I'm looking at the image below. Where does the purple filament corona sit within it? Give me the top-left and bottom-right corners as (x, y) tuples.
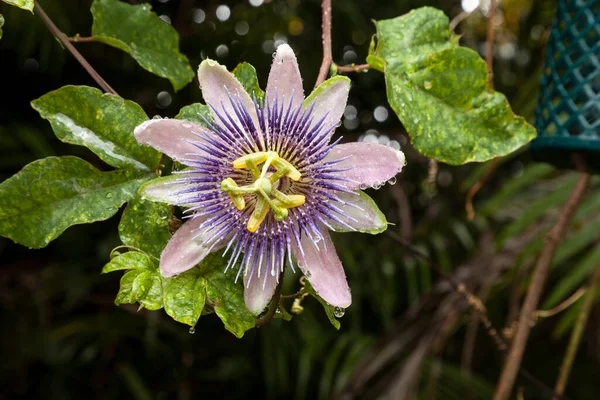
(169, 89), (361, 289)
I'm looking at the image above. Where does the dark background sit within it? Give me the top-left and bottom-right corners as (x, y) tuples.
(3, 0), (598, 399)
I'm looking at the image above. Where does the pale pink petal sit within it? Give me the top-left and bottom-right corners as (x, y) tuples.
(197, 59), (260, 138)
(266, 44), (304, 111)
(140, 172), (205, 206)
(134, 119), (214, 164)
(243, 260), (279, 315)
(322, 142), (405, 190)
(303, 76), (350, 141)
(327, 191), (388, 234)
(292, 230), (351, 308)
(160, 216), (225, 277)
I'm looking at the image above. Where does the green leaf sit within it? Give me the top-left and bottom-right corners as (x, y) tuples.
(163, 252), (255, 337)
(102, 251), (154, 273)
(163, 267), (206, 327)
(2, 0), (33, 12)
(369, 7), (536, 165)
(202, 255), (256, 338)
(175, 103), (211, 126)
(233, 62), (265, 101)
(90, 0), (194, 91)
(0, 156), (154, 248)
(31, 85), (160, 171)
(119, 196), (172, 257)
(103, 252), (163, 310)
(0, 14), (4, 39)
(305, 281), (341, 330)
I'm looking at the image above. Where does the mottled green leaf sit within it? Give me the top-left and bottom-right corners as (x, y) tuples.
(369, 7), (536, 165)
(2, 0), (33, 12)
(233, 62), (265, 101)
(0, 156), (154, 248)
(0, 14), (4, 39)
(305, 281), (341, 330)
(102, 251), (155, 273)
(91, 0), (194, 91)
(119, 196), (172, 257)
(163, 267), (206, 327)
(163, 252), (255, 337)
(175, 103), (211, 126)
(202, 254), (256, 338)
(31, 85), (160, 171)
(103, 252), (163, 310)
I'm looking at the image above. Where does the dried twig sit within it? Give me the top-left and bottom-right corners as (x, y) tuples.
(336, 63), (369, 73)
(314, 0), (332, 87)
(493, 171), (591, 400)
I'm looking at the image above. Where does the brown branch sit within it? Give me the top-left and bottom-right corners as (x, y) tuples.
(386, 231), (572, 400)
(465, 157), (501, 221)
(554, 266), (600, 397)
(486, 0), (496, 89)
(493, 171), (591, 400)
(34, 0), (119, 96)
(449, 11), (472, 31)
(336, 63), (369, 73)
(67, 36), (95, 43)
(314, 0), (332, 87)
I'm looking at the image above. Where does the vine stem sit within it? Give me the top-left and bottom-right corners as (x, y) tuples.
(553, 265), (600, 397)
(34, 0), (119, 96)
(314, 0), (332, 87)
(336, 63), (369, 73)
(493, 171), (591, 400)
(464, 0), (498, 220)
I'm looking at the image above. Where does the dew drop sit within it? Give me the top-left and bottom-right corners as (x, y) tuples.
(189, 326), (196, 334)
(106, 192), (113, 199)
(359, 183), (368, 190)
(387, 176), (397, 185)
(314, 234), (322, 243)
(423, 81), (432, 90)
(333, 307), (345, 318)
(305, 270), (312, 278)
(180, 122), (193, 129)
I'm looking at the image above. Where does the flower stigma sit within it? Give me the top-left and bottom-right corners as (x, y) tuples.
(221, 150), (305, 232)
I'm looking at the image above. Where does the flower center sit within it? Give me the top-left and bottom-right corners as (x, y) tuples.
(220, 151), (305, 233)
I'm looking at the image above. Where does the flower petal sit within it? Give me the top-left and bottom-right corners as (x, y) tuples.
(134, 118), (213, 164)
(303, 76), (350, 140)
(293, 230), (351, 308)
(266, 44), (304, 111)
(140, 172), (204, 206)
(160, 216), (224, 277)
(326, 191), (388, 234)
(243, 261), (278, 316)
(197, 59), (260, 134)
(322, 142), (405, 190)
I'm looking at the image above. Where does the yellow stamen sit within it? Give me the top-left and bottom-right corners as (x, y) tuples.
(247, 198), (270, 232)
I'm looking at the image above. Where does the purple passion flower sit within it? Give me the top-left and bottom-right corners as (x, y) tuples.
(134, 44), (405, 315)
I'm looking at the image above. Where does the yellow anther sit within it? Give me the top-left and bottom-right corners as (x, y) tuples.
(273, 194), (306, 209)
(232, 152), (269, 169)
(272, 158), (301, 181)
(247, 198), (270, 232)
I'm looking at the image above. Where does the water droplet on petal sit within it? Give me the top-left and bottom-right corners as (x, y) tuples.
(333, 307), (345, 318)
(189, 326), (196, 334)
(305, 270), (312, 278)
(314, 234), (322, 243)
(181, 121), (193, 129)
(388, 176), (397, 185)
(359, 183), (368, 190)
